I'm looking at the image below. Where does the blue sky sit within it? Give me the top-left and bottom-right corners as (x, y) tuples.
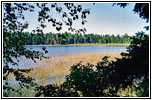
(22, 3), (149, 36)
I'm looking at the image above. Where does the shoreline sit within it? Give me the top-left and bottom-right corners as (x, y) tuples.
(10, 52), (123, 85)
(25, 43), (130, 47)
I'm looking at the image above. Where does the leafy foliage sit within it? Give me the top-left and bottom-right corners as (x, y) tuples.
(63, 32), (148, 97)
(3, 3), (91, 96)
(35, 32), (149, 97)
(35, 3), (90, 33)
(3, 31), (47, 95)
(35, 84), (79, 97)
(3, 2), (149, 97)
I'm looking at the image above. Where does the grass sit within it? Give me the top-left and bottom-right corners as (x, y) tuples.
(6, 52), (134, 97)
(25, 52), (122, 85)
(7, 52), (123, 85)
(25, 43), (130, 47)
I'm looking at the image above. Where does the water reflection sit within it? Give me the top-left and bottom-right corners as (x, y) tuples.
(10, 46), (126, 68)
(26, 45), (127, 56)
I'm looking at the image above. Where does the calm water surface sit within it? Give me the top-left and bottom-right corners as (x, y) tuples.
(8, 45), (127, 82)
(26, 45), (127, 56)
(10, 46), (127, 68)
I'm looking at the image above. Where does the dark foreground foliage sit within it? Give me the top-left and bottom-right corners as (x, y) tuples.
(35, 32), (149, 97)
(4, 32), (148, 97)
(3, 2), (89, 96)
(3, 3), (149, 97)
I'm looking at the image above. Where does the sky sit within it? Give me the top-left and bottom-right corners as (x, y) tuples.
(21, 3), (149, 36)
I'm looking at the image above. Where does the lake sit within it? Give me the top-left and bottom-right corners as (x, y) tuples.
(26, 45), (127, 56)
(11, 45), (127, 68)
(9, 45), (128, 84)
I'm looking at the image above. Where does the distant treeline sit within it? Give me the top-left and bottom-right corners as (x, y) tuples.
(17, 32), (132, 45)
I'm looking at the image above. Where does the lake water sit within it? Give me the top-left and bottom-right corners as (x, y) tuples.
(26, 45), (127, 56)
(10, 45), (127, 68)
(8, 45), (128, 83)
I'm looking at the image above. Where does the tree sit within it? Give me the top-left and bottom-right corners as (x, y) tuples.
(60, 32), (149, 97)
(3, 2), (149, 97)
(3, 3), (91, 96)
(35, 3), (149, 97)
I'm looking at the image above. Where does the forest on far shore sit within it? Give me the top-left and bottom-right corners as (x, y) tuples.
(11, 32), (132, 45)
(3, 2), (149, 97)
